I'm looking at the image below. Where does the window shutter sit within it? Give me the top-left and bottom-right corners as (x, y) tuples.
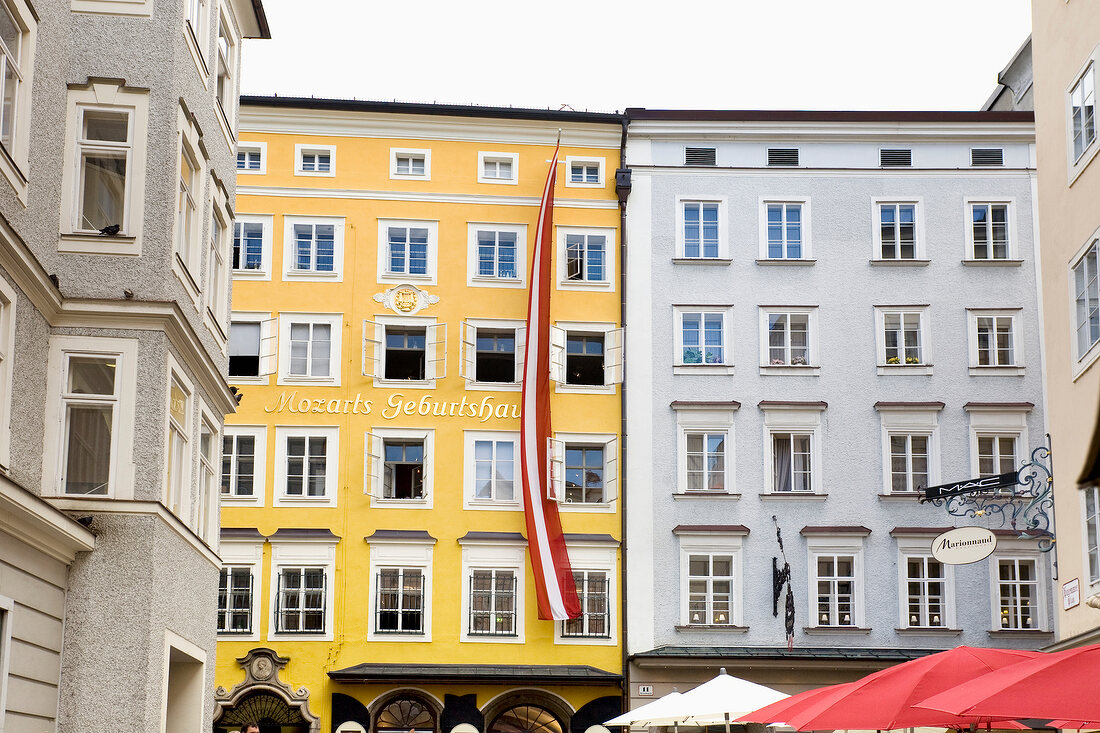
(684, 147), (717, 166)
(364, 431), (384, 496)
(546, 438), (565, 501)
(258, 317), (278, 376)
(548, 325), (566, 384)
(426, 322), (447, 380)
(514, 326), (527, 384)
(459, 321), (476, 381)
(361, 320), (382, 378)
(603, 327), (624, 385)
(604, 436), (619, 503)
(971, 148), (1004, 166)
(880, 149), (912, 167)
(767, 148), (799, 166)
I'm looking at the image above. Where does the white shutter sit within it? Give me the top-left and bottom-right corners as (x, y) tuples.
(362, 320), (382, 378)
(258, 317), (278, 376)
(603, 327), (624, 385)
(546, 437), (565, 502)
(549, 325), (566, 384)
(364, 431), (384, 496)
(603, 436), (619, 503)
(459, 321), (476, 381)
(426, 323), (447, 380)
(514, 325), (527, 384)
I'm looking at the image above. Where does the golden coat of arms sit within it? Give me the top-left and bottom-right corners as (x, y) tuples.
(373, 283), (439, 315)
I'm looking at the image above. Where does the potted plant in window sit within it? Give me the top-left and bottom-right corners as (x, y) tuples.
(683, 348), (703, 364)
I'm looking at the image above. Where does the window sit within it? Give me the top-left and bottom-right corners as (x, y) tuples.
(978, 435), (1017, 477)
(814, 554), (857, 626)
(674, 402), (737, 495)
(382, 439), (425, 500)
(565, 333), (603, 385)
(762, 402), (824, 495)
(164, 371), (191, 519)
(231, 214), (272, 278)
(184, 0), (208, 63)
(876, 404), (941, 494)
(677, 198), (725, 260)
(1071, 64), (1096, 161)
(476, 230), (518, 278)
(236, 142), (265, 173)
(221, 426), (266, 502)
(269, 538), (336, 638)
(0, 0), (32, 200)
(378, 220), (438, 283)
(1085, 486), (1100, 584)
(196, 410), (218, 541)
(467, 224), (527, 287)
(215, 9), (239, 131)
(547, 433), (617, 507)
(478, 152), (518, 184)
(278, 314), (342, 385)
(966, 404), (1029, 481)
(206, 185), (231, 332)
(228, 315), (274, 380)
(363, 319), (446, 383)
(366, 535), (433, 641)
(685, 433), (726, 492)
(903, 555), (947, 628)
(294, 144), (335, 176)
(275, 567), (326, 632)
(274, 426), (339, 506)
(0, 3), (22, 154)
(375, 568), (424, 634)
(564, 444), (604, 503)
(75, 108), (133, 234)
(558, 227), (615, 288)
(469, 569), (517, 636)
(390, 148), (430, 179)
(968, 310), (1022, 373)
(1074, 240), (1100, 359)
(365, 428), (434, 507)
(283, 217), (344, 280)
(175, 109), (206, 289)
(467, 433), (517, 505)
(875, 307), (932, 372)
(677, 531), (744, 626)
(565, 156), (604, 187)
(218, 567), (253, 633)
(562, 571), (610, 638)
(772, 433), (812, 492)
(995, 558), (1039, 629)
(969, 203), (1010, 260)
(673, 307), (731, 371)
(549, 325), (624, 388)
(762, 202), (806, 260)
(760, 308), (817, 368)
(873, 201), (923, 261)
(0, 279), (14, 469)
(461, 322), (523, 385)
(889, 434), (930, 492)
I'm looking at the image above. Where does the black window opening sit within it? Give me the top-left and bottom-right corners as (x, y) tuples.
(383, 440), (424, 499)
(386, 327), (426, 380)
(376, 568), (424, 634)
(566, 332), (604, 385)
(476, 329), (516, 383)
(228, 321), (260, 377)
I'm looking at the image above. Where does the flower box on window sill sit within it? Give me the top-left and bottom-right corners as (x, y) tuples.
(877, 363), (934, 376)
(675, 624), (749, 633)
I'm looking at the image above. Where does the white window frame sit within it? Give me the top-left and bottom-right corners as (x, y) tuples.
(220, 424), (267, 507)
(551, 431), (617, 513)
(228, 311), (276, 384)
(60, 81), (149, 255)
(389, 147), (431, 180)
(0, 593), (12, 726)
(282, 215), (345, 281)
(876, 404), (941, 495)
(1070, 232), (1100, 374)
(1068, 58), (1099, 178)
(377, 218), (439, 286)
(551, 321), (623, 393)
(675, 196), (728, 261)
(362, 314), (445, 388)
(277, 313), (343, 386)
(217, 538), (263, 640)
(871, 198), (926, 263)
(967, 308), (1024, 375)
(43, 335), (138, 499)
(268, 538), (337, 641)
(366, 536), (434, 642)
(72, 0), (152, 16)
(678, 532), (744, 627)
(555, 540), (617, 645)
(758, 198), (811, 261)
(183, 0), (210, 83)
(477, 151), (518, 185)
(557, 226), (616, 290)
(758, 306), (819, 374)
(564, 156), (606, 188)
(1083, 485), (1100, 588)
(0, 276), (15, 471)
(672, 306), (734, 375)
(205, 181), (231, 339)
(466, 222), (528, 289)
(964, 199), (1016, 263)
(458, 537), (525, 643)
(674, 403), (737, 495)
(896, 536), (957, 630)
(989, 545), (1049, 632)
(173, 105), (207, 300)
(365, 427), (435, 509)
(213, 4), (240, 142)
(806, 534), (866, 628)
(273, 425), (339, 508)
(463, 430), (522, 511)
(0, 0), (34, 203)
(762, 403), (825, 495)
(232, 213), (273, 280)
(460, 318), (525, 391)
(965, 404), (1030, 479)
(163, 359), (194, 522)
(874, 306), (933, 375)
(236, 141), (266, 175)
(294, 144), (335, 177)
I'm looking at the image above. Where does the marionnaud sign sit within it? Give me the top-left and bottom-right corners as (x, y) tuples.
(931, 527), (998, 565)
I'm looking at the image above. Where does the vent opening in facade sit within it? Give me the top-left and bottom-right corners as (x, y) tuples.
(880, 149), (912, 167)
(685, 147), (717, 166)
(971, 148), (1004, 166)
(767, 148), (799, 166)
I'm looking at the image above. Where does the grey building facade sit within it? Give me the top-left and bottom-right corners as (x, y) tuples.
(0, 1), (267, 731)
(622, 110), (1051, 704)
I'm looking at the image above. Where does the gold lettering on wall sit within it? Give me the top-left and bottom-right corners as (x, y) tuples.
(262, 391), (520, 421)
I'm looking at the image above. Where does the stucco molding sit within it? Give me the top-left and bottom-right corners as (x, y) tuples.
(0, 475), (95, 563)
(237, 184), (619, 210)
(214, 647), (320, 732)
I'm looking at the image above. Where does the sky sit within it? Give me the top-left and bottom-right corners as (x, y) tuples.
(240, 0), (1032, 113)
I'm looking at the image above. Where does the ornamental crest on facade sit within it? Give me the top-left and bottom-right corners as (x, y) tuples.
(373, 283), (439, 315)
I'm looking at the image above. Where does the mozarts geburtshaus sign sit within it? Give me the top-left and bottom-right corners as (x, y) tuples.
(931, 526), (998, 565)
(264, 390), (520, 421)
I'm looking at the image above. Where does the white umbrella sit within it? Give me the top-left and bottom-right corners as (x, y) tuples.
(678, 669), (789, 731)
(605, 691), (690, 727)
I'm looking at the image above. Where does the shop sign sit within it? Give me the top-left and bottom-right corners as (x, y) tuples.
(930, 526), (997, 565)
(920, 471), (1017, 501)
(263, 390), (520, 422)
(1063, 578), (1081, 610)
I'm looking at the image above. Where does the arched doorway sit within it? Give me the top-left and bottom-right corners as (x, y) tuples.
(214, 691), (310, 733)
(487, 705), (564, 733)
(374, 694), (439, 733)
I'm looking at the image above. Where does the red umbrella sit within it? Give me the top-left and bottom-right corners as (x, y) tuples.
(1046, 721), (1100, 729)
(779, 646), (1040, 731)
(736, 683), (851, 725)
(916, 643), (1100, 722)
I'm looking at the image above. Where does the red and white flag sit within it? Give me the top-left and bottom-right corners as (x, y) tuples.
(520, 141), (581, 621)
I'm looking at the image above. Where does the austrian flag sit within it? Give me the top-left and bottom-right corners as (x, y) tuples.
(519, 140), (582, 621)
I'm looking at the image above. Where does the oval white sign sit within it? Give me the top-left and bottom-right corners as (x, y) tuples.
(931, 527), (998, 565)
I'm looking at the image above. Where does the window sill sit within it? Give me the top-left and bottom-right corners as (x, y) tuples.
(295, 170), (336, 178)
(233, 268), (271, 280)
(559, 501), (615, 513)
(755, 258), (816, 266)
(1073, 338), (1100, 382)
(380, 272), (435, 285)
(369, 632), (429, 642)
(673, 365), (735, 375)
(469, 275), (524, 287)
(672, 492), (741, 501)
(803, 626), (871, 635)
(463, 634), (523, 644)
(281, 376), (339, 385)
(277, 495), (333, 505)
(675, 624), (749, 633)
(554, 382), (615, 395)
(877, 364), (934, 376)
(372, 378), (437, 390)
(671, 257), (733, 266)
(389, 173), (430, 181)
(961, 258), (1024, 267)
(0, 140), (28, 205)
(237, 168), (266, 176)
(372, 497), (430, 507)
(565, 181), (605, 189)
(969, 365), (1025, 377)
(221, 495), (264, 505)
(759, 492), (827, 501)
(465, 500), (523, 511)
(895, 627), (962, 635)
(869, 259), (931, 267)
(987, 629), (1053, 637)
(478, 177), (519, 185)
(877, 492), (921, 502)
(465, 380), (521, 393)
(759, 365), (820, 376)
(228, 375), (270, 385)
(557, 280), (614, 291)
(284, 270), (342, 280)
(59, 232), (140, 256)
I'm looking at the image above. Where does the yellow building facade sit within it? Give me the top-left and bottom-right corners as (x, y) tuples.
(212, 99), (626, 733)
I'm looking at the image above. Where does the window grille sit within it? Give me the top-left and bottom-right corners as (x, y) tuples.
(971, 148), (1004, 167)
(468, 570), (517, 636)
(684, 147), (716, 166)
(880, 149), (912, 167)
(562, 572), (610, 638)
(274, 567), (326, 633)
(767, 148), (799, 166)
(375, 569), (424, 634)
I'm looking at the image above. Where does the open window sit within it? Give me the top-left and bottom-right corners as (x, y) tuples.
(547, 435), (617, 506)
(228, 316), (276, 380)
(460, 321), (525, 384)
(549, 326), (623, 387)
(365, 429), (434, 505)
(363, 320), (446, 382)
